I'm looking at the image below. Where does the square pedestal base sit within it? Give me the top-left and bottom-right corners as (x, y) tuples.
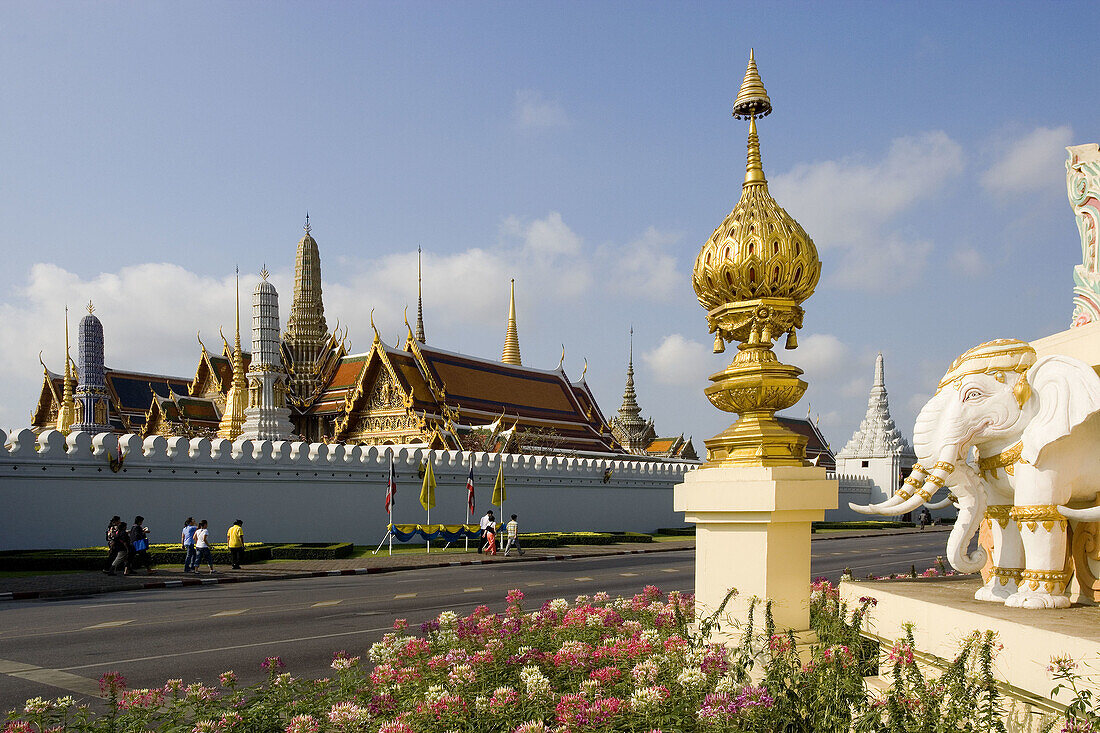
(675, 464), (836, 644)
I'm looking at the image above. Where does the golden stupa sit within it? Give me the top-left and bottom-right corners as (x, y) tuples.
(692, 50), (821, 467)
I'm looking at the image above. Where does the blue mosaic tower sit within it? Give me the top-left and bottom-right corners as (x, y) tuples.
(71, 301), (112, 433)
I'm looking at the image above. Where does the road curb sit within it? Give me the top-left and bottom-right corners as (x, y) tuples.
(0, 543), (692, 602)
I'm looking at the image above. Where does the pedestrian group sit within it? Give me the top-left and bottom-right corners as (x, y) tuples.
(102, 516), (245, 575)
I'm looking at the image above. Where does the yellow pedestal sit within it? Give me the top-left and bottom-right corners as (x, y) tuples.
(674, 464), (837, 642)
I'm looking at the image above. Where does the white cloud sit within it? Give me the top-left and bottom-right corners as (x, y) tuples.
(514, 90), (570, 129)
(795, 333), (848, 378)
(642, 334), (715, 387)
(981, 125), (1073, 196)
(770, 131), (963, 289)
(949, 246), (986, 276)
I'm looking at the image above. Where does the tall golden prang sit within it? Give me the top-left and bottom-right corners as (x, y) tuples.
(691, 51), (821, 467)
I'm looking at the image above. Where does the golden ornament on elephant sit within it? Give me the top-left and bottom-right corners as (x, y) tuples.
(692, 50), (821, 467)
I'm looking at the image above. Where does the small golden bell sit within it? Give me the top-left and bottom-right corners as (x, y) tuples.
(713, 331), (726, 354)
(784, 328), (797, 350)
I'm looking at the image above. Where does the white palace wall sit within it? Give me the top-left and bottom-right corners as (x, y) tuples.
(0, 429), (695, 550)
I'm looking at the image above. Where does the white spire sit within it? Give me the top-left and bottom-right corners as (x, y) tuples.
(836, 353), (914, 459)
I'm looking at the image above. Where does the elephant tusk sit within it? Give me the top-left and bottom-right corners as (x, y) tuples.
(1058, 505), (1100, 522)
(925, 495), (955, 510)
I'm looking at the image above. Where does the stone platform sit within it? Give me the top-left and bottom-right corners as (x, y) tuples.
(841, 577), (1100, 724)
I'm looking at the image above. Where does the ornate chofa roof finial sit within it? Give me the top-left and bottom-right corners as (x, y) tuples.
(416, 245), (426, 343)
(501, 278), (522, 365)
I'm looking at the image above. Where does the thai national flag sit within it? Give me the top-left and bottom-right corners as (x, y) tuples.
(466, 464), (475, 514)
(385, 456), (397, 515)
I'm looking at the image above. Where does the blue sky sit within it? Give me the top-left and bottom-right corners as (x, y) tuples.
(1, 2), (1097, 453)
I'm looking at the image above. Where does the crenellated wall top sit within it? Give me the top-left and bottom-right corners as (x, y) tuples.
(0, 429), (698, 479)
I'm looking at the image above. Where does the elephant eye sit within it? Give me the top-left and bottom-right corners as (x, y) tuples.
(963, 388), (983, 402)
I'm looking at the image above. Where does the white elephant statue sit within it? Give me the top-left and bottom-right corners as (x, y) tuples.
(852, 338), (1100, 609)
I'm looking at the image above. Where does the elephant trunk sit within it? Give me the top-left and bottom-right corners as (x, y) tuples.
(924, 493), (957, 511)
(851, 445), (957, 516)
(945, 471), (987, 574)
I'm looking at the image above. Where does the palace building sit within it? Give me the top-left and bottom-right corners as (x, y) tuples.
(31, 220), (660, 455)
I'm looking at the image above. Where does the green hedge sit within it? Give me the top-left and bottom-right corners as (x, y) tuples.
(655, 526), (696, 536)
(0, 543), (271, 571)
(270, 542), (354, 560)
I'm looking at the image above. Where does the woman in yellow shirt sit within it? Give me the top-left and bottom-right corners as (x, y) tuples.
(227, 520), (244, 569)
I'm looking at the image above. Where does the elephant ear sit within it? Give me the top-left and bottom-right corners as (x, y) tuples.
(1021, 355), (1100, 465)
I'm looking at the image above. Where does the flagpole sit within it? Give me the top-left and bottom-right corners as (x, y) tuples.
(389, 449), (393, 556)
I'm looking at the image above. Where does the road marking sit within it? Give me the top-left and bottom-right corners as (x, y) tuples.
(0, 657), (104, 699)
(463, 587), (483, 593)
(60, 625), (397, 671)
(82, 620), (134, 629)
(211, 609), (248, 617)
(574, 576), (593, 581)
(79, 602), (135, 609)
(394, 593), (417, 599)
(525, 582), (544, 586)
(619, 572), (638, 577)
(312, 600), (342, 608)
(660, 568), (678, 573)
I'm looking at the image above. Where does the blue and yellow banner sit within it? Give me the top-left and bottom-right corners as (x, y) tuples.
(387, 523), (486, 543)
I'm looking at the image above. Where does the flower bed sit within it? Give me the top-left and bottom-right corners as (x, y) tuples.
(4, 577), (1080, 732)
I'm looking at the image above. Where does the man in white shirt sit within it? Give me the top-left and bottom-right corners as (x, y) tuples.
(478, 510), (495, 554)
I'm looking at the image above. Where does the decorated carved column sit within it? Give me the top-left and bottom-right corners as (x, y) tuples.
(1068, 144), (1100, 327)
(674, 51), (837, 640)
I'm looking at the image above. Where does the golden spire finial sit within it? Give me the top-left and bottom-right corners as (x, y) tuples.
(732, 49), (772, 120)
(415, 245), (426, 343)
(260, 265), (269, 281)
(86, 300), (95, 314)
(217, 267), (249, 441)
(56, 305), (76, 434)
(501, 278), (522, 365)
(304, 212), (311, 236)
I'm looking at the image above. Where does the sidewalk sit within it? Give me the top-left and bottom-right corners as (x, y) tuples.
(0, 526), (951, 601)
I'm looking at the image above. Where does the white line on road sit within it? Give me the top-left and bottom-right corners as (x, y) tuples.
(0, 657), (103, 699)
(525, 582), (544, 586)
(211, 609), (248, 617)
(463, 587), (483, 593)
(82, 620), (134, 630)
(312, 600), (343, 608)
(78, 602), (136, 609)
(574, 577), (593, 582)
(394, 593), (417, 599)
(619, 573), (638, 577)
(660, 569), (678, 573)
(60, 625), (397, 671)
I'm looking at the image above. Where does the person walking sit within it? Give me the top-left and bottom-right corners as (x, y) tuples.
(181, 517), (198, 572)
(483, 511), (497, 556)
(477, 510), (495, 554)
(227, 520), (244, 569)
(110, 521), (133, 576)
(194, 520), (215, 574)
(504, 513), (524, 556)
(102, 516), (121, 574)
(919, 507), (932, 530)
(128, 516), (155, 574)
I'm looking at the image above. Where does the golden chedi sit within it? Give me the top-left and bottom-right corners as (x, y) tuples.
(692, 50), (821, 467)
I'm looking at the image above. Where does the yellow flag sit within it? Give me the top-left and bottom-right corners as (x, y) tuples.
(419, 461), (437, 510)
(492, 462), (506, 506)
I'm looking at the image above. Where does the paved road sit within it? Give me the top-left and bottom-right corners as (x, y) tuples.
(0, 531), (954, 709)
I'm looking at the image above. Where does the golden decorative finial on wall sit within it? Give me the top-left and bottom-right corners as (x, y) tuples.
(690, 50), (821, 467)
(217, 266), (248, 440)
(56, 305), (76, 434)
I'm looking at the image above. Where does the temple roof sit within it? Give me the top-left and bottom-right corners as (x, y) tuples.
(836, 353), (915, 460)
(776, 415), (835, 470)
